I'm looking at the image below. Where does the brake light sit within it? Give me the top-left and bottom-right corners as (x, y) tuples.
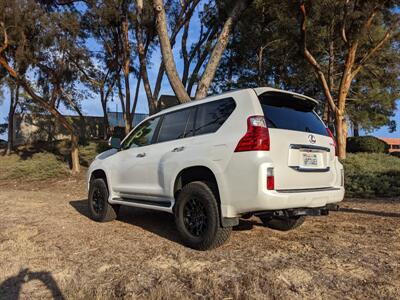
(267, 167), (274, 190)
(326, 127), (337, 156)
(235, 116), (270, 152)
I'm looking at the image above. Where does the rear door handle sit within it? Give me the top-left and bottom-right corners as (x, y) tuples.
(136, 152), (146, 158)
(172, 146), (185, 152)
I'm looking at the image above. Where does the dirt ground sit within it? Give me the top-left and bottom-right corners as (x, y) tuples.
(0, 176), (399, 299)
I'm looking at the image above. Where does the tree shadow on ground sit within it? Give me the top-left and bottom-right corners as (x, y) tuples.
(0, 268), (65, 300)
(69, 199), (257, 244)
(339, 207), (400, 218)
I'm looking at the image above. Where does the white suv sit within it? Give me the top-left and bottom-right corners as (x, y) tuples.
(87, 87), (344, 250)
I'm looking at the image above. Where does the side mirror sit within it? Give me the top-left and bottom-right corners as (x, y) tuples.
(108, 137), (121, 149)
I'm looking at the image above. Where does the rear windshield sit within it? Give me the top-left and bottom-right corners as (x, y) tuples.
(259, 93), (328, 136)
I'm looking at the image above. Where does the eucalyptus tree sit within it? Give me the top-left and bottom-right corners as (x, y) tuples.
(150, 0), (252, 103)
(0, 0), (88, 173)
(299, 0), (399, 158)
(213, 0), (399, 158)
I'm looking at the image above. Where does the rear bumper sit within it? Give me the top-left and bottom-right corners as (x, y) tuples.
(221, 186), (345, 217)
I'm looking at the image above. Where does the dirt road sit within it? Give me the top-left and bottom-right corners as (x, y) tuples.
(0, 179), (399, 299)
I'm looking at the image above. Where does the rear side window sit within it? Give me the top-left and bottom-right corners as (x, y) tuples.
(194, 98), (236, 135)
(157, 108), (194, 143)
(259, 93), (328, 136)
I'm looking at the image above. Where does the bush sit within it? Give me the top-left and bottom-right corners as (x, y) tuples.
(347, 136), (389, 153)
(391, 152), (400, 158)
(0, 153), (69, 181)
(342, 153), (400, 198)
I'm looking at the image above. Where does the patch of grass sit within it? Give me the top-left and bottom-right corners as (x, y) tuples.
(342, 153), (400, 198)
(0, 139), (109, 181)
(79, 140), (109, 167)
(0, 152), (70, 181)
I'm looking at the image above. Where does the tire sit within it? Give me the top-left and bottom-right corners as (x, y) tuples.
(88, 178), (119, 222)
(174, 181), (231, 250)
(260, 215), (305, 231)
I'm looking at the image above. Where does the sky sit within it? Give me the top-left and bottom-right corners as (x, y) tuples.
(0, 4), (399, 140)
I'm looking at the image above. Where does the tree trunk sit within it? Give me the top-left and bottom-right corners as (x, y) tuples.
(6, 84), (17, 155)
(152, 0), (191, 103)
(195, 0), (250, 99)
(70, 134), (80, 174)
(335, 112), (347, 159)
(136, 0), (157, 114)
(100, 90), (110, 139)
(353, 122), (359, 137)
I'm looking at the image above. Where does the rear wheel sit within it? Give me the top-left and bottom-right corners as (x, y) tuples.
(88, 178), (119, 222)
(260, 215), (305, 231)
(174, 181), (231, 250)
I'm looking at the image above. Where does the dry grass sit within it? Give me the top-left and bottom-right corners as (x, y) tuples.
(0, 178), (399, 299)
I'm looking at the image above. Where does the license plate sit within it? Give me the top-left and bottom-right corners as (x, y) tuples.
(302, 152), (319, 167)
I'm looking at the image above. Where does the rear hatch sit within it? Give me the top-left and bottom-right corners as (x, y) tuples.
(258, 91), (337, 190)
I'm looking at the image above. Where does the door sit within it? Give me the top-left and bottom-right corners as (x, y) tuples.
(258, 92), (337, 190)
(111, 116), (161, 196)
(146, 107), (196, 197)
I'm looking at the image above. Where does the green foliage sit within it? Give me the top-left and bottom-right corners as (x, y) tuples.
(0, 139), (109, 181)
(391, 152), (400, 158)
(0, 153), (69, 181)
(347, 136), (389, 153)
(78, 141), (110, 166)
(342, 153), (400, 198)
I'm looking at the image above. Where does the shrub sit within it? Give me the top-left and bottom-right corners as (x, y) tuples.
(346, 136), (389, 153)
(391, 152), (400, 158)
(0, 153), (69, 181)
(342, 153), (400, 198)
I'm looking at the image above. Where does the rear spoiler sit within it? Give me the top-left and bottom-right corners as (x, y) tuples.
(253, 87), (319, 108)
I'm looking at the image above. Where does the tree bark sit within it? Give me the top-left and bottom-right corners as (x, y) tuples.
(6, 83), (18, 155)
(136, 0), (157, 114)
(70, 133), (80, 174)
(152, 0), (191, 103)
(195, 0), (250, 99)
(100, 89), (110, 139)
(122, 16), (132, 135)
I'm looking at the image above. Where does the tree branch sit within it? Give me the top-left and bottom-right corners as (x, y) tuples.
(299, 2), (338, 114)
(351, 29), (393, 78)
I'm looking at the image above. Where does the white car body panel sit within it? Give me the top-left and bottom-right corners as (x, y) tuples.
(88, 88), (344, 218)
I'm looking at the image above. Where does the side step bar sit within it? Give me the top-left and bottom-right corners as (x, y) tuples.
(114, 197), (171, 208)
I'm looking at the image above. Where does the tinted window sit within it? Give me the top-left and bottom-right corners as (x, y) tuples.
(122, 117), (160, 149)
(259, 93), (328, 136)
(157, 108), (194, 143)
(194, 98), (236, 135)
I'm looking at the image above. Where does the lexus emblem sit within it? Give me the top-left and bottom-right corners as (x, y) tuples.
(308, 134), (316, 144)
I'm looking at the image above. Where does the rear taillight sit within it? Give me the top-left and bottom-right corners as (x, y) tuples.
(326, 127), (337, 156)
(235, 116), (270, 152)
(267, 167), (274, 190)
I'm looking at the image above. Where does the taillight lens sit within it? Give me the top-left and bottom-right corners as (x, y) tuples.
(235, 116), (270, 152)
(326, 127), (337, 156)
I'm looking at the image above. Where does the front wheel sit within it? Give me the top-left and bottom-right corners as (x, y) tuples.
(260, 215), (305, 231)
(174, 181), (231, 250)
(88, 178), (119, 222)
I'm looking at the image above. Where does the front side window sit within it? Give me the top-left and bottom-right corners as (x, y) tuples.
(157, 108), (195, 143)
(194, 98), (236, 135)
(121, 117), (160, 149)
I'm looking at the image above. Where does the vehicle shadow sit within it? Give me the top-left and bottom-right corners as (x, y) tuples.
(0, 268), (65, 300)
(69, 200), (258, 243)
(69, 199), (182, 243)
(339, 207), (400, 218)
